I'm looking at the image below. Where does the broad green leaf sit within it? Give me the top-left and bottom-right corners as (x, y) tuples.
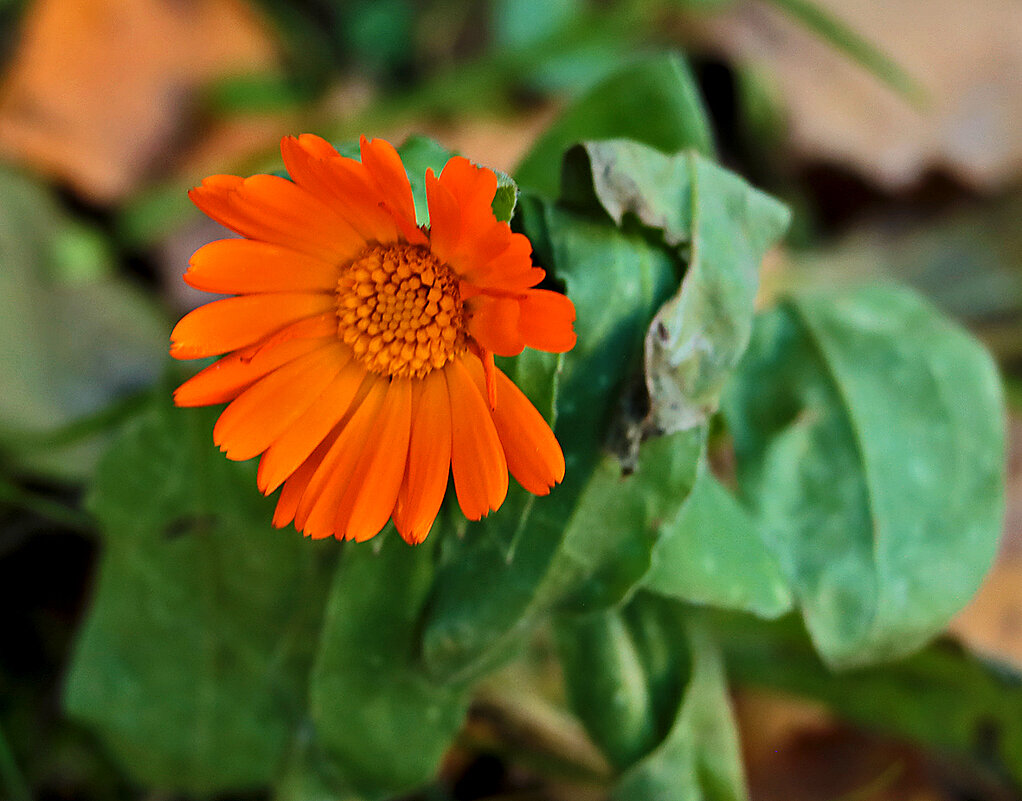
(555, 609), (661, 769)
(0, 165), (166, 479)
(309, 533), (470, 799)
(555, 608), (658, 768)
(557, 599), (747, 800)
(723, 284), (1004, 668)
(613, 607), (747, 801)
(643, 469), (792, 619)
(562, 140), (791, 434)
(621, 595), (691, 741)
(273, 731), (363, 801)
(556, 597), (691, 772)
(424, 140), (790, 678)
(64, 394), (335, 795)
(515, 53), (714, 197)
(716, 612), (1022, 791)
(423, 203), (677, 682)
(543, 428), (704, 613)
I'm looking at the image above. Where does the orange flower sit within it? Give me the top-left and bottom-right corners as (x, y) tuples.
(170, 135), (576, 544)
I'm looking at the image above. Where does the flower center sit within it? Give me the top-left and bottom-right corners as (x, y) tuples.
(336, 244), (465, 377)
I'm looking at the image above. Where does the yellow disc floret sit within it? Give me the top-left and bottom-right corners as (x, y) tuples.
(336, 244), (466, 377)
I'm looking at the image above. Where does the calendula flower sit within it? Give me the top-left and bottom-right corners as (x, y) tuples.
(170, 135), (576, 544)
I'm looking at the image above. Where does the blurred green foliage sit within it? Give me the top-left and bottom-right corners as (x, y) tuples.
(0, 1), (1014, 800)
(0, 167), (166, 481)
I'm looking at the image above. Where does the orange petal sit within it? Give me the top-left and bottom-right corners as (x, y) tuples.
(466, 359), (564, 495)
(359, 136), (426, 245)
(434, 158), (511, 277)
(282, 132), (338, 161)
(334, 377), (413, 542)
(425, 169), (461, 263)
(170, 293), (336, 360)
(212, 344), (349, 461)
(281, 134), (401, 245)
(189, 173), (364, 262)
(438, 157), (498, 233)
(446, 356), (508, 520)
(280, 134), (339, 196)
(327, 157), (408, 243)
(520, 289), (577, 353)
(184, 238), (340, 294)
(458, 232), (545, 290)
(466, 295), (525, 357)
(393, 370), (452, 544)
(272, 428), (340, 530)
(170, 293), (335, 360)
(451, 219), (515, 269)
(257, 359), (368, 494)
(295, 376), (387, 538)
(173, 332), (332, 407)
(246, 312), (338, 350)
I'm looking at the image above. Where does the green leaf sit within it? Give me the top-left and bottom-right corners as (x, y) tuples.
(643, 469), (792, 619)
(0, 166), (166, 479)
(557, 599), (747, 800)
(723, 284), (1005, 668)
(716, 613), (1022, 791)
(514, 53), (714, 197)
(423, 139), (790, 678)
(613, 612), (747, 801)
(562, 140), (791, 434)
(556, 596), (692, 772)
(309, 533), (470, 799)
(64, 393), (335, 795)
(544, 428), (704, 612)
(492, 168), (519, 222)
(423, 203), (677, 682)
(274, 738), (361, 801)
(555, 609), (662, 769)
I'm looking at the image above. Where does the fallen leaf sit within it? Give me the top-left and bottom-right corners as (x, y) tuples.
(0, 0), (279, 202)
(688, 0), (1022, 189)
(736, 690), (950, 801)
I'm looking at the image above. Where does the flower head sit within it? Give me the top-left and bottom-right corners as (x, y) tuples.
(171, 135), (576, 544)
